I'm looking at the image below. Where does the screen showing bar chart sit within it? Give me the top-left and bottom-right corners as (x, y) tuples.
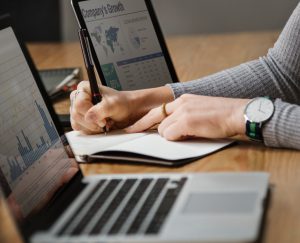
(7, 101), (59, 182)
(0, 27), (78, 218)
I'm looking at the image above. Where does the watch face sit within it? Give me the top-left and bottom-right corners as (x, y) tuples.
(245, 98), (274, 123)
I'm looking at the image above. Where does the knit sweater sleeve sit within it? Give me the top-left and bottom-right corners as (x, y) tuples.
(167, 2), (300, 150)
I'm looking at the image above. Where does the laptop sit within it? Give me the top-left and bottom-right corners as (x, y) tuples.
(0, 15), (270, 243)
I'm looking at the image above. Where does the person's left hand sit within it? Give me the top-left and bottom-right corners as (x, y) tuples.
(126, 94), (250, 141)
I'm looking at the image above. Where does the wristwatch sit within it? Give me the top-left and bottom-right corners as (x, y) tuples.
(244, 97), (275, 142)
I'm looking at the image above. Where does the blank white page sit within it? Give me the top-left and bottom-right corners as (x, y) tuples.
(66, 130), (148, 155)
(100, 133), (232, 160)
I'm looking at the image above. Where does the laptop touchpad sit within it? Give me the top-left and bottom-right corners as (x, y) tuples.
(183, 192), (258, 214)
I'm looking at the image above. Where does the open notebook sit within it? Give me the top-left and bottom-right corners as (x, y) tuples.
(66, 130), (233, 166)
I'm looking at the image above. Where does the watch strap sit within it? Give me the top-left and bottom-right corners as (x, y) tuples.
(246, 121), (263, 142)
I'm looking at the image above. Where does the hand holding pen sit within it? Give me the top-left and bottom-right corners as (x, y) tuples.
(78, 28), (107, 134)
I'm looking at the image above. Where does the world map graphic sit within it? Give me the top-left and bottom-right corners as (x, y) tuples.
(91, 26), (124, 56)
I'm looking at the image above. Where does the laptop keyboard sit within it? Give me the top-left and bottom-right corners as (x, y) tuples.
(90, 179), (137, 235)
(56, 177), (187, 237)
(57, 179), (107, 236)
(108, 178), (152, 235)
(127, 178), (168, 234)
(70, 179), (121, 235)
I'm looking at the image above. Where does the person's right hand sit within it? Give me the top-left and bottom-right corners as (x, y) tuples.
(70, 81), (136, 134)
(70, 81), (174, 134)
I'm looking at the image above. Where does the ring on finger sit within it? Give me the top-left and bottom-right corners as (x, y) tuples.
(161, 103), (168, 118)
(74, 90), (82, 99)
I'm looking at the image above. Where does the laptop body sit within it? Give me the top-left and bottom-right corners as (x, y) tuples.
(0, 15), (270, 243)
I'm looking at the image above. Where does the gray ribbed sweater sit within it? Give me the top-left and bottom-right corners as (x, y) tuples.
(168, 2), (300, 150)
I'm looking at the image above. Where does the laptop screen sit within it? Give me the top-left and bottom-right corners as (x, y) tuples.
(78, 0), (174, 90)
(0, 25), (79, 226)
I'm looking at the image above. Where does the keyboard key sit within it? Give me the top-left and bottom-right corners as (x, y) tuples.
(127, 178), (168, 234)
(146, 178), (187, 234)
(89, 179), (136, 235)
(57, 180), (106, 236)
(108, 179), (152, 235)
(70, 179), (121, 236)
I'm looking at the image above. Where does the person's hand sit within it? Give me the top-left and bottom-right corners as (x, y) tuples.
(126, 94), (250, 141)
(70, 81), (135, 134)
(70, 81), (174, 134)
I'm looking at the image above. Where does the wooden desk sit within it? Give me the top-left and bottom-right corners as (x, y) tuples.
(2, 31), (300, 243)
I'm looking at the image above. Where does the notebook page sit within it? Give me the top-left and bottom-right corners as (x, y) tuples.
(66, 130), (148, 156)
(102, 133), (232, 160)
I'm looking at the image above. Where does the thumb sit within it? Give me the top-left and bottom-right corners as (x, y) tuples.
(99, 85), (117, 97)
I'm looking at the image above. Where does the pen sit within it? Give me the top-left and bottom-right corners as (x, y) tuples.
(78, 28), (107, 134)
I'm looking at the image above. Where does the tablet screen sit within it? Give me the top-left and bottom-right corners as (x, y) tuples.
(78, 0), (174, 90)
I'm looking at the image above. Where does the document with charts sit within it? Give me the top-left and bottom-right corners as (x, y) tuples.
(66, 130), (233, 166)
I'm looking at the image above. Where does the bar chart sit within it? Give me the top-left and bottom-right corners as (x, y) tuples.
(7, 101), (59, 182)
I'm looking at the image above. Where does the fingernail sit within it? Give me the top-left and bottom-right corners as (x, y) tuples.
(98, 121), (105, 127)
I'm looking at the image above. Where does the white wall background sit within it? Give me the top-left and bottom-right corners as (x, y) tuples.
(60, 0), (300, 41)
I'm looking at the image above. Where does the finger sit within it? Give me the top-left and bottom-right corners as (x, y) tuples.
(72, 117), (101, 134)
(70, 106), (79, 130)
(99, 85), (113, 96)
(71, 109), (102, 133)
(71, 117), (100, 134)
(70, 90), (76, 101)
(162, 98), (185, 114)
(157, 112), (178, 136)
(160, 121), (186, 141)
(85, 100), (112, 127)
(71, 114), (90, 133)
(71, 119), (103, 135)
(70, 117), (81, 131)
(73, 91), (93, 115)
(125, 106), (165, 133)
(158, 107), (190, 139)
(85, 111), (106, 128)
(77, 81), (92, 95)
